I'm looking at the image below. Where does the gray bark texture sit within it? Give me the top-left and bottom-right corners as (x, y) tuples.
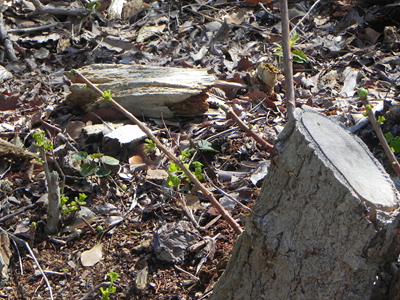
(211, 107), (400, 300)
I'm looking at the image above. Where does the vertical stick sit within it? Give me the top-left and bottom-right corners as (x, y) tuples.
(280, 0), (296, 119)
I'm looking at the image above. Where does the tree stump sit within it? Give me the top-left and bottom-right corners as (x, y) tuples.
(211, 107), (400, 300)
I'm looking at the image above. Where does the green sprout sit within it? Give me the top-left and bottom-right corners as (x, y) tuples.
(33, 131), (53, 152)
(273, 34), (309, 64)
(377, 116), (386, 125)
(144, 138), (157, 153)
(385, 133), (400, 153)
(167, 148), (196, 187)
(102, 90), (112, 101)
(100, 272), (120, 300)
(71, 151), (119, 177)
(166, 142), (216, 187)
(357, 87), (368, 100)
(60, 193), (87, 215)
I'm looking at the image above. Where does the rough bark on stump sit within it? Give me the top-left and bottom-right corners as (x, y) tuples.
(211, 107), (400, 300)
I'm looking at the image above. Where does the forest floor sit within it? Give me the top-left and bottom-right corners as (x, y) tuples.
(0, 0), (400, 299)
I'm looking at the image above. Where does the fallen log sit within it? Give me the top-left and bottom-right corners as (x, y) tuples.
(65, 64), (216, 119)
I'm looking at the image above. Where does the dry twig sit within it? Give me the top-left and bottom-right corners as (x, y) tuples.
(219, 104), (275, 156)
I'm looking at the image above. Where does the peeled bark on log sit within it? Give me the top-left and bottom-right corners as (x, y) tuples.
(211, 107), (400, 300)
(65, 64), (215, 119)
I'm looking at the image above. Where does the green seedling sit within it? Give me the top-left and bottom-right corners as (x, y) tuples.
(102, 90), (112, 101)
(33, 131), (53, 163)
(167, 148), (199, 187)
(357, 87), (369, 100)
(144, 138), (157, 153)
(166, 141), (216, 187)
(71, 151), (119, 177)
(100, 271), (120, 300)
(33, 131), (53, 151)
(60, 192), (87, 215)
(377, 116), (386, 125)
(385, 133), (400, 153)
(273, 34), (309, 64)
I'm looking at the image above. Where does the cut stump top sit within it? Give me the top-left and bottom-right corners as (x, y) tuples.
(301, 111), (398, 211)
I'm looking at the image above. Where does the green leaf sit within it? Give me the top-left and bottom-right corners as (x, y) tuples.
(192, 161), (203, 169)
(33, 131), (53, 151)
(72, 151), (88, 160)
(80, 162), (98, 177)
(101, 155), (119, 166)
(385, 132), (394, 143)
(290, 34), (299, 48)
(168, 162), (179, 173)
(102, 90), (112, 101)
(167, 175), (180, 187)
(391, 137), (400, 153)
(273, 51), (283, 57)
(292, 49), (309, 63)
(108, 271), (120, 283)
(90, 153), (101, 159)
(87, 1), (101, 9)
(77, 193), (87, 203)
(95, 166), (111, 177)
(198, 140), (218, 152)
(377, 116), (386, 125)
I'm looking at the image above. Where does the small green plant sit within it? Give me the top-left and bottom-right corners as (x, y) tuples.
(167, 148), (204, 187)
(144, 138), (157, 153)
(60, 193), (87, 215)
(100, 271), (120, 300)
(166, 141), (216, 187)
(102, 90), (112, 101)
(358, 87), (369, 100)
(71, 152), (119, 177)
(33, 131), (53, 163)
(377, 115), (386, 125)
(273, 34), (309, 64)
(385, 133), (400, 153)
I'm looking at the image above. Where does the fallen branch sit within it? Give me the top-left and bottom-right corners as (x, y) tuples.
(219, 104), (275, 156)
(29, 0), (91, 18)
(70, 70), (243, 235)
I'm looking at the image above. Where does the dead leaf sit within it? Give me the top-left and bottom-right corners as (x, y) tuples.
(65, 121), (85, 139)
(137, 24), (166, 43)
(81, 243), (102, 267)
